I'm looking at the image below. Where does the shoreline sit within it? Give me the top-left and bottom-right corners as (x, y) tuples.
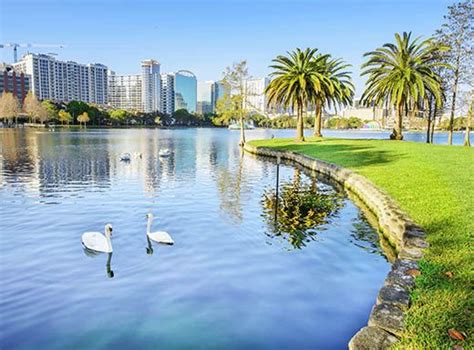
(243, 142), (427, 349)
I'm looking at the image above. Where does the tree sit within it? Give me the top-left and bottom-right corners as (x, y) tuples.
(221, 60), (251, 146)
(214, 92), (237, 126)
(58, 110), (72, 125)
(0, 92), (19, 124)
(66, 101), (90, 124)
(361, 32), (448, 140)
(436, 0), (473, 145)
(36, 104), (49, 124)
(312, 55), (354, 137)
(77, 112), (90, 128)
(266, 48), (326, 142)
(41, 100), (58, 123)
(110, 109), (129, 125)
(23, 91), (42, 122)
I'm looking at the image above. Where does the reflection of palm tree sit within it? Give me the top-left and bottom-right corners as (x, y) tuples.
(262, 171), (341, 249)
(216, 151), (249, 223)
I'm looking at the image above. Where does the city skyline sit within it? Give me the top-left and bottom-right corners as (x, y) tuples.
(0, 0), (453, 96)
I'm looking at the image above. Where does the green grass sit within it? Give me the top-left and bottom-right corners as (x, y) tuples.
(249, 137), (473, 349)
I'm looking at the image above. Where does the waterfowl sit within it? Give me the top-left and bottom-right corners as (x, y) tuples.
(159, 149), (171, 157)
(146, 213), (174, 245)
(82, 224), (114, 253)
(120, 153), (131, 161)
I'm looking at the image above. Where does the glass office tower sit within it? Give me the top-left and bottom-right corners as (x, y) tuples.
(174, 70), (197, 113)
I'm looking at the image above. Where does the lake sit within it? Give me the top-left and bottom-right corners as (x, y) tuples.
(0, 127), (460, 349)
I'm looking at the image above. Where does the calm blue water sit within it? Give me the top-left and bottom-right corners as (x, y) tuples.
(0, 128), (409, 349)
(267, 128), (470, 145)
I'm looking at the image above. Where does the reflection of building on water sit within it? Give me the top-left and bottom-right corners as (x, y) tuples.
(2, 129), (269, 207)
(39, 134), (111, 189)
(0, 129), (41, 195)
(0, 130), (111, 197)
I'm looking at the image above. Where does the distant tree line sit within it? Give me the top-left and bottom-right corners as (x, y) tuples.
(0, 92), (219, 128)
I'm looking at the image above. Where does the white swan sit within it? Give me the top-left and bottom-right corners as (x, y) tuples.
(82, 224), (114, 253)
(146, 213), (174, 245)
(159, 149), (171, 157)
(120, 153), (131, 161)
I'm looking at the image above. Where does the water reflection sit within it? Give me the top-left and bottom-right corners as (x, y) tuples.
(83, 250), (114, 279)
(146, 236), (154, 255)
(1, 128), (392, 350)
(216, 151), (252, 223)
(350, 217), (384, 255)
(262, 170), (343, 249)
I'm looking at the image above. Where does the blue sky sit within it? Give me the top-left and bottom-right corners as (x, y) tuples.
(0, 0), (452, 95)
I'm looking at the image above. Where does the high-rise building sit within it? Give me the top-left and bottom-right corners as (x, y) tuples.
(243, 77), (269, 115)
(0, 63), (31, 101)
(160, 70), (197, 114)
(12, 53), (107, 104)
(197, 81), (214, 114)
(160, 73), (175, 115)
(107, 72), (142, 111)
(174, 70), (197, 113)
(141, 59), (161, 113)
(213, 80), (227, 104)
(197, 80), (227, 114)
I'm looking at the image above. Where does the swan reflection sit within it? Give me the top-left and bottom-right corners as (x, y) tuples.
(146, 236), (154, 255)
(83, 249), (115, 278)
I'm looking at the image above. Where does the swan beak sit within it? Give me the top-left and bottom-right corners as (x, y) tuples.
(109, 228), (113, 236)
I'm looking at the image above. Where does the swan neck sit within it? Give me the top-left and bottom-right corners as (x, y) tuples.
(106, 234), (112, 252)
(104, 229), (113, 252)
(147, 216), (152, 234)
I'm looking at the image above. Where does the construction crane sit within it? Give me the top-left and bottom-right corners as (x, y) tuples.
(0, 43), (65, 63)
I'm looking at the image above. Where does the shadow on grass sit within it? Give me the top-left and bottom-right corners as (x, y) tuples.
(272, 141), (404, 169)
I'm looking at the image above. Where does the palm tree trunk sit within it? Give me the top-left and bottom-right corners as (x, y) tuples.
(313, 103), (323, 137)
(426, 98), (432, 143)
(296, 105), (304, 142)
(431, 102), (439, 144)
(391, 103), (404, 140)
(426, 114), (432, 143)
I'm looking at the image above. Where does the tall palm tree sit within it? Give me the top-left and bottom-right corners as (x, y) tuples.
(266, 48), (329, 142)
(361, 32), (448, 140)
(313, 56), (354, 137)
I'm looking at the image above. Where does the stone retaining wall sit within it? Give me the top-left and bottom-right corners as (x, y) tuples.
(244, 143), (428, 349)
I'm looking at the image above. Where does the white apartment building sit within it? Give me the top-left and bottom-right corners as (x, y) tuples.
(107, 72), (143, 111)
(13, 53), (108, 104)
(160, 73), (175, 115)
(107, 59), (162, 113)
(141, 59), (161, 113)
(243, 77), (269, 115)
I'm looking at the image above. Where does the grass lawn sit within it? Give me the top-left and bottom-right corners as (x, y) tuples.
(249, 137), (473, 349)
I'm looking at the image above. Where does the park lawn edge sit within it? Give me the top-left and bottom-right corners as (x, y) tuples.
(248, 137), (473, 349)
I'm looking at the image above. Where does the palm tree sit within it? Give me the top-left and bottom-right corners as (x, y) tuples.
(266, 48), (329, 142)
(313, 56), (354, 137)
(361, 32), (448, 140)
